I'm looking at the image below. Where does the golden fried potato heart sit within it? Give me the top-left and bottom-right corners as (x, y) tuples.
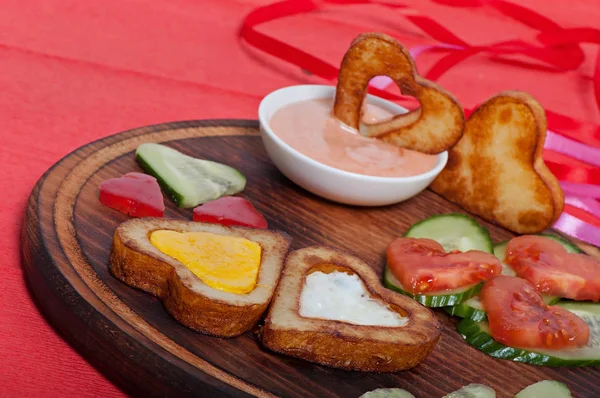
(430, 91), (565, 234)
(333, 32), (465, 154)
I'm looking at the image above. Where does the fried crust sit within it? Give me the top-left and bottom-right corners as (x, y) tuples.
(260, 246), (441, 372)
(333, 32), (465, 154)
(430, 91), (564, 234)
(109, 218), (291, 338)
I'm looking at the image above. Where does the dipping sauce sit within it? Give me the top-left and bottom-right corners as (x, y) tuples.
(299, 271), (407, 327)
(269, 98), (438, 178)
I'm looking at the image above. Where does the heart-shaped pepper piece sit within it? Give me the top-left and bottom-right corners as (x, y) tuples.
(192, 196), (267, 229)
(99, 172), (165, 217)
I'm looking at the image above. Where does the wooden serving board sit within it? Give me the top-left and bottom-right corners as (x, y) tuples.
(21, 120), (600, 398)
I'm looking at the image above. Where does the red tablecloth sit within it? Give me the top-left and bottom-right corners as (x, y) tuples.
(3, 0), (600, 396)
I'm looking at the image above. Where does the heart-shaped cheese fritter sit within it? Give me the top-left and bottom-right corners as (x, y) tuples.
(260, 246), (441, 372)
(333, 32), (465, 154)
(430, 91), (564, 234)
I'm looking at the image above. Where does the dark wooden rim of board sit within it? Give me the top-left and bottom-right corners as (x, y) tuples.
(21, 120), (274, 398)
(21, 119), (600, 398)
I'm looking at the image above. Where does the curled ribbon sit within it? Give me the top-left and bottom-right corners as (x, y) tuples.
(239, 0), (600, 246)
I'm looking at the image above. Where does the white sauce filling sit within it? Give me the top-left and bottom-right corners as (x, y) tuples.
(299, 271), (408, 327)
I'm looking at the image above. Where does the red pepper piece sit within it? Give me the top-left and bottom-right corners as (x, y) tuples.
(99, 172), (165, 217)
(193, 197), (268, 229)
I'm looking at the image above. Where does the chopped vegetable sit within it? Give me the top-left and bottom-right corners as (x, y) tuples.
(515, 380), (571, 398)
(99, 172), (164, 217)
(505, 235), (600, 302)
(385, 237), (501, 295)
(136, 143), (246, 208)
(193, 197), (267, 229)
(481, 276), (590, 350)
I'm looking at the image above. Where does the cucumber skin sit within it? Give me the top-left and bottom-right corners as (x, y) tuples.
(136, 152), (186, 207)
(383, 267), (482, 307)
(444, 304), (488, 322)
(457, 318), (600, 367)
(404, 213), (494, 253)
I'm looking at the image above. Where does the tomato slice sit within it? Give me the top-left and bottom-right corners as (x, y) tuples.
(505, 235), (600, 302)
(386, 238), (502, 294)
(481, 275), (590, 350)
(99, 172), (164, 217)
(193, 197), (268, 229)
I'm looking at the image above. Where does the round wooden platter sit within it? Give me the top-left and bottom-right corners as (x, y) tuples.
(21, 120), (600, 398)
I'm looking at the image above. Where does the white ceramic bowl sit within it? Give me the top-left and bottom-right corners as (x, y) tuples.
(257, 84), (448, 206)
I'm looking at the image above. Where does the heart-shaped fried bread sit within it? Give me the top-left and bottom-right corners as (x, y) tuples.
(430, 91), (564, 234)
(109, 218), (291, 337)
(260, 246), (441, 372)
(333, 32), (465, 154)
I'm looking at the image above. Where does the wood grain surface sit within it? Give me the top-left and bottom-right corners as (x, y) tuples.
(21, 120), (600, 398)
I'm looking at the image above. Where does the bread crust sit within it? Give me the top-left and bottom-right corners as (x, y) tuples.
(430, 91), (564, 234)
(333, 32), (465, 154)
(260, 246), (441, 372)
(109, 218), (291, 337)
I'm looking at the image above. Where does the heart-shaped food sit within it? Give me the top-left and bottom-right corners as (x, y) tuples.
(386, 238), (502, 294)
(430, 91), (564, 234)
(333, 32), (465, 154)
(109, 218), (291, 337)
(481, 275), (590, 350)
(260, 246), (441, 372)
(505, 235), (600, 302)
(99, 172), (165, 217)
(192, 196), (268, 229)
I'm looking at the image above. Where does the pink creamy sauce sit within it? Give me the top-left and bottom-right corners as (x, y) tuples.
(269, 98), (439, 178)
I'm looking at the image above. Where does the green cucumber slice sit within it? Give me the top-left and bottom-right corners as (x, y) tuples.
(443, 384), (496, 398)
(359, 388), (415, 398)
(404, 213), (493, 253)
(136, 143), (246, 208)
(515, 380), (571, 398)
(383, 266), (481, 307)
(457, 301), (600, 367)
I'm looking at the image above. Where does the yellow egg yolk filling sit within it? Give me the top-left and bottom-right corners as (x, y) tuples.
(149, 230), (262, 294)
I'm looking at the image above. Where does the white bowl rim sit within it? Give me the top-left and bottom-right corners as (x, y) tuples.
(258, 84), (448, 183)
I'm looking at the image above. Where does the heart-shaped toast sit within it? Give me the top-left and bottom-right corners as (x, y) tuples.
(430, 91), (564, 234)
(333, 32), (465, 154)
(260, 246), (441, 372)
(109, 218), (291, 337)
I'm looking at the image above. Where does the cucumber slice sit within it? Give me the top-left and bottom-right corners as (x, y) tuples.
(491, 241), (516, 276)
(404, 213), (493, 253)
(538, 234), (584, 254)
(443, 384), (496, 398)
(136, 143), (246, 208)
(457, 301), (600, 367)
(515, 380), (571, 398)
(383, 266), (481, 307)
(359, 388), (415, 398)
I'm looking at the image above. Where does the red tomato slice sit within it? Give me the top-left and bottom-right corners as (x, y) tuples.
(505, 235), (600, 302)
(99, 172), (164, 217)
(481, 275), (590, 350)
(193, 197), (268, 229)
(386, 238), (502, 294)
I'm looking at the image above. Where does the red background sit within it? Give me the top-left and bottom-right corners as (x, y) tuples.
(3, 0), (599, 396)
